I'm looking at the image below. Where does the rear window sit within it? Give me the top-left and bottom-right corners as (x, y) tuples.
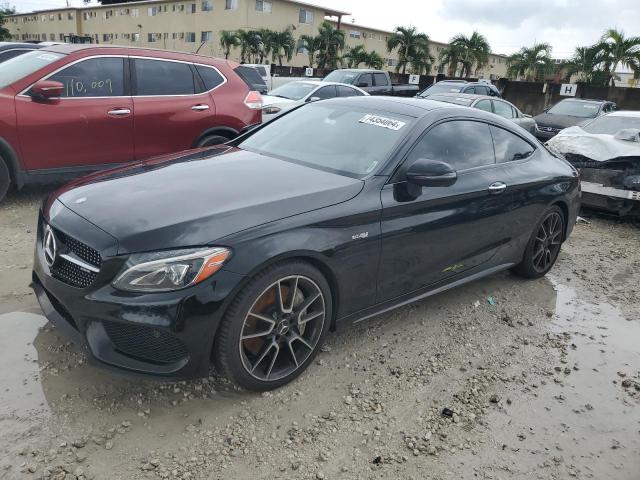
(428, 94), (473, 106)
(234, 66), (266, 88)
(418, 82), (464, 97)
(548, 100), (600, 118)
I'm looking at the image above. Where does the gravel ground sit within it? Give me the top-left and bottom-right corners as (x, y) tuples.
(0, 188), (639, 480)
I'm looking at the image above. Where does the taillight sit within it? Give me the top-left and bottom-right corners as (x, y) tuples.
(244, 91), (262, 110)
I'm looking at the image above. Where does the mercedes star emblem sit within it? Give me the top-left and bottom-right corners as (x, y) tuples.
(43, 226), (57, 267)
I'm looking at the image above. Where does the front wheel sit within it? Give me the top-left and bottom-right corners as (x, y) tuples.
(0, 157), (10, 202)
(512, 206), (565, 279)
(214, 261), (332, 391)
(196, 134), (230, 148)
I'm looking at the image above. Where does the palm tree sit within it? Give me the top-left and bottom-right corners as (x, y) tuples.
(219, 30), (240, 60)
(563, 45), (607, 85)
(364, 51), (384, 69)
(257, 28), (275, 64)
(342, 45), (367, 68)
(507, 43), (554, 81)
(386, 26), (430, 74)
(297, 34), (321, 67)
(316, 21), (345, 69)
(439, 43), (464, 76)
(270, 28), (296, 66)
(410, 46), (434, 74)
(593, 28), (640, 86)
(449, 31), (491, 77)
(236, 29), (263, 63)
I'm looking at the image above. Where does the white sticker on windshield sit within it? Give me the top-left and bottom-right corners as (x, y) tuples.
(359, 114), (406, 131)
(36, 53), (59, 61)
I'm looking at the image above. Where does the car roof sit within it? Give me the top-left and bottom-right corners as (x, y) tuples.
(429, 92), (493, 100)
(321, 95), (461, 117)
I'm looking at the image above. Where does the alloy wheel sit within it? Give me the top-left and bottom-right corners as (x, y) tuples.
(238, 275), (326, 381)
(532, 211), (563, 272)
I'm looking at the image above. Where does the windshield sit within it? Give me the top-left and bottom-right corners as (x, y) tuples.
(583, 115), (640, 135)
(418, 83), (463, 96)
(239, 103), (414, 177)
(268, 81), (316, 100)
(0, 50), (65, 89)
(547, 101), (600, 118)
(323, 70), (359, 84)
(429, 94), (473, 106)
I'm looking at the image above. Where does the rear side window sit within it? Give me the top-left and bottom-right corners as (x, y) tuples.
(195, 65), (224, 91)
(408, 120), (495, 171)
(313, 85), (336, 100)
(490, 126), (535, 163)
(493, 100), (515, 119)
(234, 65), (266, 88)
(475, 99), (492, 112)
(373, 73), (388, 86)
(337, 85), (364, 97)
(357, 73), (373, 87)
(49, 57), (125, 97)
(475, 85), (490, 95)
(464, 86), (476, 94)
(134, 58), (195, 95)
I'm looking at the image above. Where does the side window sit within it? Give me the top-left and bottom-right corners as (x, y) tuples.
(492, 100), (515, 119)
(464, 86), (476, 94)
(490, 126), (535, 163)
(337, 85), (364, 97)
(357, 73), (373, 87)
(373, 73), (388, 86)
(407, 121), (495, 171)
(48, 57), (125, 97)
(134, 58), (195, 95)
(195, 65), (224, 91)
(475, 85), (490, 95)
(312, 85), (337, 100)
(475, 99), (492, 112)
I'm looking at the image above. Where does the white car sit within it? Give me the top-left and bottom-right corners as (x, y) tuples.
(261, 80), (368, 122)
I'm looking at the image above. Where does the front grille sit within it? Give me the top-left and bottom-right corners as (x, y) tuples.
(47, 227), (102, 288)
(539, 126), (561, 133)
(102, 321), (189, 364)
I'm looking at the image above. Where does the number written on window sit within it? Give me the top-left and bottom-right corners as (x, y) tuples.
(49, 57), (124, 97)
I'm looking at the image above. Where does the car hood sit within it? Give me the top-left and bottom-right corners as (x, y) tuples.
(533, 113), (592, 129)
(546, 126), (640, 162)
(261, 95), (297, 107)
(52, 147), (364, 254)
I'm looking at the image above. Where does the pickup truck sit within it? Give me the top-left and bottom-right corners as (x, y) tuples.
(323, 69), (419, 97)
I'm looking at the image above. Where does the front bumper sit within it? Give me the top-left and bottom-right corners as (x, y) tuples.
(32, 210), (245, 379)
(534, 127), (559, 141)
(580, 181), (640, 217)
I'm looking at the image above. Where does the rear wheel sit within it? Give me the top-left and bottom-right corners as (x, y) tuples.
(196, 134), (231, 148)
(512, 206), (565, 278)
(0, 157), (10, 202)
(214, 261), (332, 391)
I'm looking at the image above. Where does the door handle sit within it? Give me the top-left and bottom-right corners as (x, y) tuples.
(107, 108), (131, 116)
(191, 104), (210, 111)
(488, 182), (507, 194)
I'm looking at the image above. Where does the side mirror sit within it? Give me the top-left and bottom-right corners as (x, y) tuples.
(523, 113), (532, 118)
(406, 158), (457, 187)
(30, 80), (64, 101)
(307, 96), (321, 102)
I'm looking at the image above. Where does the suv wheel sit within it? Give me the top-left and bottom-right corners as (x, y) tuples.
(197, 135), (231, 148)
(214, 261), (332, 391)
(0, 157), (10, 202)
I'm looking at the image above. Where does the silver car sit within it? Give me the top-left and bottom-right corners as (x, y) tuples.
(427, 93), (537, 135)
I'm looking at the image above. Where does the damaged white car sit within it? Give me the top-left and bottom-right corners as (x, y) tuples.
(546, 111), (640, 219)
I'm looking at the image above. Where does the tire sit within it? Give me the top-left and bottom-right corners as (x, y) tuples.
(196, 134), (230, 148)
(214, 260), (332, 391)
(512, 205), (565, 279)
(0, 156), (10, 202)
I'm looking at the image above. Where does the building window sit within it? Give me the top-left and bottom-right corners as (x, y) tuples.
(68, 12), (74, 20)
(349, 30), (361, 39)
(103, 33), (113, 41)
(50, 33), (55, 40)
(299, 8), (313, 24)
(255, 0), (272, 13)
(226, 0), (238, 9)
(187, 3), (196, 14)
(59, 33), (64, 40)
(186, 32), (196, 42)
(131, 8), (139, 17)
(148, 33), (160, 42)
(148, 6), (158, 16)
(387, 58), (397, 67)
(58, 13), (62, 20)
(201, 31), (213, 42)
(132, 32), (140, 41)
(202, 1), (213, 12)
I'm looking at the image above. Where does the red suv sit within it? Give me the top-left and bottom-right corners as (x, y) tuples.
(0, 45), (263, 201)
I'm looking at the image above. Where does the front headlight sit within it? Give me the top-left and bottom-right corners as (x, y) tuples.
(262, 106), (281, 115)
(112, 247), (231, 293)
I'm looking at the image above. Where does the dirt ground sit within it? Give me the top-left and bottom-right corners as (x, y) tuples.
(0, 187), (639, 480)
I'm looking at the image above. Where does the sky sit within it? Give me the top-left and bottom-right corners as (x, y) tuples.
(12, 0), (640, 58)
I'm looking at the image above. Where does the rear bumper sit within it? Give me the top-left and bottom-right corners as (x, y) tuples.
(32, 213), (245, 380)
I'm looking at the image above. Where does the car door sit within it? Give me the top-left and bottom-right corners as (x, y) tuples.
(371, 72), (389, 95)
(356, 73), (373, 92)
(131, 57), (218, 160)
(15, 56), (134, 170)
(377, 119), (513, 303)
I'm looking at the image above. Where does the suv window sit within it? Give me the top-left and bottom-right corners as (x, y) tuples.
(313, 85), (337, 100)
(475, 99), (492, 112)
(464, 86), (476, 94)
(490, 126), (535, 163)
(492, 100), (515, 119)
(408, 120), (495, 171)
(475, 85), (490, 95)
(49, 57), (125, 97)
(373, 73), (388, 86)
(357, 73), (373, 87)
(134, 58), (195, 95)
(234, 65), (266, 89)
(195, 65), (224, 91)
(337, 85), (364, 97)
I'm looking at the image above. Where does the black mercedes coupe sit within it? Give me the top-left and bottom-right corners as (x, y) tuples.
(32, 97), (580, 391)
